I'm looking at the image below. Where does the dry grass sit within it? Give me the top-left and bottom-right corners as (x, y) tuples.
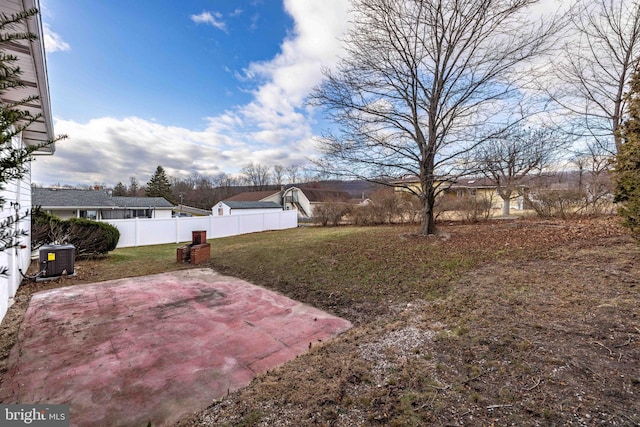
(185, 217), (640, 426)
(1, 216), (639, 426)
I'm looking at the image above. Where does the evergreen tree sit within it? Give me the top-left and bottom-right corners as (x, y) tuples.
(112, 182), (127, 196)
(1, 8), (64, 272)
(146, 166), (173, 202)
(615, 65), (640, 238)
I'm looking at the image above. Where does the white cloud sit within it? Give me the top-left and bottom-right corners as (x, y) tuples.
(204, 0), (351, 143)
(32, 115), (314, 187)
(242, 0), (351, 118)
(42, 23), (70, 53)
(191, 11), (227, 32)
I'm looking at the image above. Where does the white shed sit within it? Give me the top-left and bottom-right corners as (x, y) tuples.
(214, 201), (283, 216)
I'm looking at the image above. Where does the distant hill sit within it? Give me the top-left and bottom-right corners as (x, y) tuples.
(212, 180), (385, 204)
(295, 180), (385, 199)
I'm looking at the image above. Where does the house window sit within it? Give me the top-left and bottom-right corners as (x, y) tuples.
(79, 210), (97, 220)
(125, 209), (152, 218)
(135, 209), (152, 218)
(218, 207), (223, 216)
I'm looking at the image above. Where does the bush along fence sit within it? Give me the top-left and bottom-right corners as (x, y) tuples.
(100, 210), (298, 248)
(32, 210), (120, 258)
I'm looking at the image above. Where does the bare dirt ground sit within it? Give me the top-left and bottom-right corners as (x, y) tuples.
(1, 217), (639, 426)
(181, 217), (640, 426)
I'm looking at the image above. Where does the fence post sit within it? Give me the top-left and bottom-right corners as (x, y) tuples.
(135, 217), (140, 247)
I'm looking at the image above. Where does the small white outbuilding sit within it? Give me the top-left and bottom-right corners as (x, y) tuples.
(214, 201), (283, 216)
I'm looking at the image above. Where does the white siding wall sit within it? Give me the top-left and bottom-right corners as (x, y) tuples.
(261, 193), (282, 204)
(282, 188), (313, 219)
(230, 208), (282, 215)
(214, 202), (282, 216)
(214, 203), (231, 216)
(154, 209), (172, 219)
(0, 134), (33, 321)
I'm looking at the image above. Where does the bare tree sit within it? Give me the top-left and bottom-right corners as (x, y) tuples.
(311, 0), (561, 235)
(273, 165), (285, 187)
(211, 173), (242, 202)
(285, 164), (301, 185)
(474, 126), (564, 216)
(169, 173), (219, 209)
(551, 0), (640, 154)
(572, 140), (614, 214)
(241, 162), (272, 190)
(128, 177), (141, 196)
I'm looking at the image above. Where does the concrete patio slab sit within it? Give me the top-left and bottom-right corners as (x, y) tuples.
(0, 269), (352, 426)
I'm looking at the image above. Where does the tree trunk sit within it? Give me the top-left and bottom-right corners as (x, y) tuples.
(417, 123), (437, 235)
(499, 189), (512, 216)
(502, 196), (511, 216)
(419, 173), (437, 235)
(419, 202), (436, 235)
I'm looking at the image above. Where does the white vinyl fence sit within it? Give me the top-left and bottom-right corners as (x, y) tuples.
(101, 210), (298, 248)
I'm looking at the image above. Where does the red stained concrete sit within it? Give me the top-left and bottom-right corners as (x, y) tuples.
(0, 269), (352, 426)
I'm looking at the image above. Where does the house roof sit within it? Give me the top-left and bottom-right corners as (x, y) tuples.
(223, 187), (353, 204)
(297, 188), (351, 203)
(451, 177), (496, 189)
(0, 0), (55, 153)
(222, 201), (282, 210)
(390, 176), (499, 189)
(224, 191), (280, 202)
(175, 205), (211, 216)
(33, 188), (118, 208)
(33, 188), (174, 209)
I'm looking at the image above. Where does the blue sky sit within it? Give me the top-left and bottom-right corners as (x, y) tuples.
(34, 0), (351, 187)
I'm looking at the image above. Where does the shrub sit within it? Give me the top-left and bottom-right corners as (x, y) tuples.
(349, 189), (421, 225)
(350, 204), (384, 226)
(436, 194), (492, 223)
(67, 218), (120, 256)
(524, 189), (584, 219)
(31, 208), (65, 249)
(312, 202), (352, 226)
(31, 212), (120, 258)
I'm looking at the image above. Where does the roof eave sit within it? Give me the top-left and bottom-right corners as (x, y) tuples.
(23, 0), (55, 155)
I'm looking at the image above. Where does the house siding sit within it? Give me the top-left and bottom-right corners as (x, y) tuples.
(282, 188), (313, 218)
(0, 134), (33, 321)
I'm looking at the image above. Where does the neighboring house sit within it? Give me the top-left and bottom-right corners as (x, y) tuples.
(224, 190), (282, 204)
(217, 187), (354, 219)
(444, 177), (526, 212)
(110, 196), (174, 219)
(33, 188), (175, 220)
(0, 0), (57, 321)
(282, 187), (352, 218)
(392, 176), (526, 212)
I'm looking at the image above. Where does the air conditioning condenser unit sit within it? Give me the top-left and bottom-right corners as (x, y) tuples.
(38, 244), (75, 280)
